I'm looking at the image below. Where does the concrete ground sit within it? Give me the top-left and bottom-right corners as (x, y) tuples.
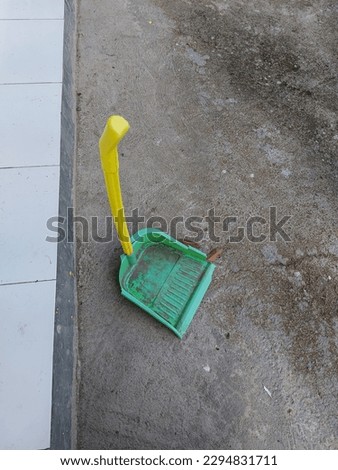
(76, 0), (338, 449)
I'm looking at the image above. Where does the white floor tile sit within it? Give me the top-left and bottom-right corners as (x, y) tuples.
(0, 280), (55, 449)
(0, 1), (64, 19)
(0, 83), (62, 168)
(0, 20), (64, 84)
(0, 167), (60, 284)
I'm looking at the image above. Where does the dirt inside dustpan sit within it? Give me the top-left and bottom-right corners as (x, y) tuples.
(119, 228), (215, 338)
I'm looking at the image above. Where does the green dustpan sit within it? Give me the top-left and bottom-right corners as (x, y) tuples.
(99, 116), (215, 338)
(119, 228), (215, 338)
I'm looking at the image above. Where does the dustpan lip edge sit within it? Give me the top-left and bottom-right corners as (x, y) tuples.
(129, 227), (208, 258)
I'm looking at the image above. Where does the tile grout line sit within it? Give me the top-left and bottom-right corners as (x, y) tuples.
(0, 164), (60, 170)
(0, 279), (56, 287)
(0, 19), (64, 21)
(0, 82), (62, 86)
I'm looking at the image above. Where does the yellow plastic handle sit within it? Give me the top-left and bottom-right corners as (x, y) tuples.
(99, 116), (133, 256)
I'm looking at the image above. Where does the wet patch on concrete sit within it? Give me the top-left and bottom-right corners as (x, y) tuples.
(154, 0), (337, 181)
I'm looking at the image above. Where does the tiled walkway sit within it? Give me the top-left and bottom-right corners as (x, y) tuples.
(0, 1), (64, 449)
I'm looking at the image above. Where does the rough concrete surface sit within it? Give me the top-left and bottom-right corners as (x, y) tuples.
(76, 0), (338, 449)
